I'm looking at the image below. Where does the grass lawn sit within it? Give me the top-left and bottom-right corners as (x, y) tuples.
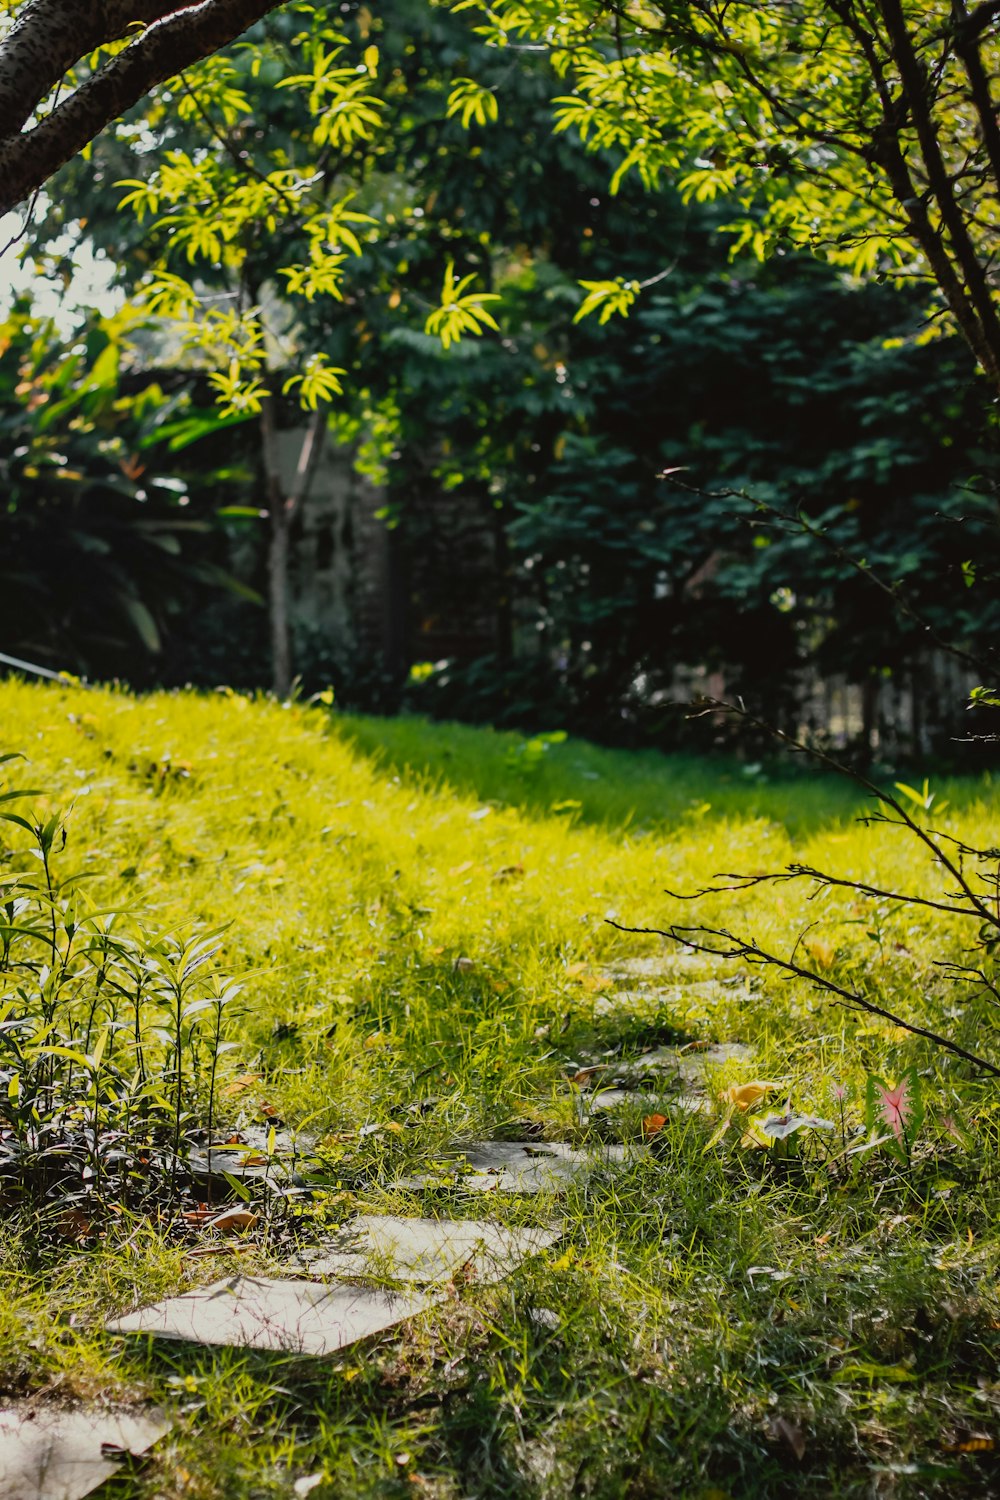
(1, 680), (999, 1497)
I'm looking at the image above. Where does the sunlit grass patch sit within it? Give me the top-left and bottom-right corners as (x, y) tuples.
(1, 679), (999, 1494)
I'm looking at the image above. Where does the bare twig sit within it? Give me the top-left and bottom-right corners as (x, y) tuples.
(689, 696), (999, 928)
(607, 919), (1000, 1078)
(664, 865), (984, 921)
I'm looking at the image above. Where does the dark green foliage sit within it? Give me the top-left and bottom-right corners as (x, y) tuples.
(0, 303), (256, 678)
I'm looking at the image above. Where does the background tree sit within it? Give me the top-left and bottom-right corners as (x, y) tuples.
(463, 0), (1000, 394)
(23, 0), (503, 693)
(5, 0), (996, 757)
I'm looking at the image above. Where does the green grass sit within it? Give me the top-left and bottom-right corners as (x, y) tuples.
(2, 681), (1000, 1497)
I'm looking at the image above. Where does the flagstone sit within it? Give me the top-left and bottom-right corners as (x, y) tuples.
(615, 1042), (752, 1083)
(107, 1276), (432, 1355)
(188, 1127), (317, 1189)
(602, 954), (705, 980)
(396, 1140), (631, 1194)
(584, 1085), (710, 1117)
(300, 1215), (561, 1284)
(0, 1403), (168, 1500)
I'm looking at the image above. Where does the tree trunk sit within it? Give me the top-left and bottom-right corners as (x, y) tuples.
(260, 396), (327, 700)
(269, 492), (292, 701)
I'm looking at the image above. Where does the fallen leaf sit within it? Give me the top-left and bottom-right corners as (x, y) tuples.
(725, 1081), (781, 1110)
(804, 936), (836, 969)
(208, 1207), (259, 1234)
(57, 1208), (92, 1241)
(768, 1415), (806, 1462)
(942, 1436), (995, 1455)
(758, 1110), (834, 1140)
(642, 1113), (668, 1137)
(222, 1073), (263, 1098)
(182, 1206), (214, 1225)
(572, 1065), (609, 1085)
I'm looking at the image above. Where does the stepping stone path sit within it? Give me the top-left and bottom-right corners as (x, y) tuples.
(107, 1215), (564, 1356)
(0, 1403), (168, 1500)
(6, 1144), (606, 1497)
(1, 945), (745, 1499)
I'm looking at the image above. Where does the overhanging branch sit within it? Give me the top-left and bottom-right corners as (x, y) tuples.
(0, 0), (281, 216)
(607, 918), (1000, 1078)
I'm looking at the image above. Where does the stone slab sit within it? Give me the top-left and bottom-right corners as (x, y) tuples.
(583, 1085), (711, 1119)
(397, 1141), (630, 1194)
(602, 954), (704, 980)
(188, 1127), (317, 1188)
(301, 1215), (560, 1284)
(616, 1042), (752, 1085)
(108, 1276), (432, 1356)
(0, 1404), (168, 1500)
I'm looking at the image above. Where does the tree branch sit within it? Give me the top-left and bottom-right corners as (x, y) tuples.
(959, 0), (1000, 41)
(0, 0), (281, 216)
(826, 0), (999, 386)
(950, 0), (1000, 201)
(687, 696), (1000, 928)
(878, 0), (1000, 385)
(663, 866), (985, 921)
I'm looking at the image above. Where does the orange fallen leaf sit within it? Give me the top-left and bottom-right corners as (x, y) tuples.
(182, 1206), (214, 1225)
(942, 1437), (994, 1455)
(222, 1073), (263, 1098)
(642, 1113), (668, 1137)
(208, 1207), (259, 1233)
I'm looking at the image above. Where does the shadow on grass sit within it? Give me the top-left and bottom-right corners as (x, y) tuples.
(328, 713), (973, 840)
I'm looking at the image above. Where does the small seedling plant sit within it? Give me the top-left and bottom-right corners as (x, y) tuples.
(0, 752), (241, 1222)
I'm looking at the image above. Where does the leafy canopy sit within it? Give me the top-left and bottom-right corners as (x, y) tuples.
(453, 0), (1000, 387)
